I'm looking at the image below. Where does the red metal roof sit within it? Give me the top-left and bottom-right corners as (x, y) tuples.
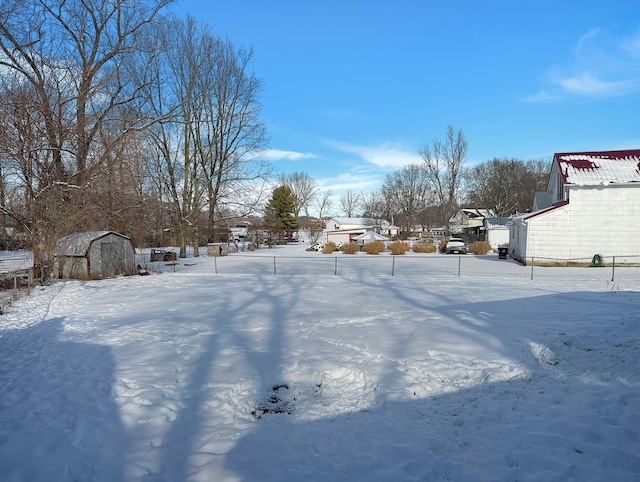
(554, 149), (640, 185)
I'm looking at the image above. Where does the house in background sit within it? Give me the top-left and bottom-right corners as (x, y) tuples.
(324, 217), (397, 244)
(448, 208), (496, 241)
(509, 149), (640, 265)
(229, 223), (249, 241)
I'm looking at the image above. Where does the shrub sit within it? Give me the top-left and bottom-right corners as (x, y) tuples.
(340, 242), (360, 254)
(322, 241), (337, 254)
(412, 242), (436, 253)
(469, 241), (491, 255)
(438, 238), (449, 253)
(362, 240), (385, 255)
(388, 241), (409, 255)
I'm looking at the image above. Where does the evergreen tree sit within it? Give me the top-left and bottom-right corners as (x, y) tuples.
(264, 186), (299, 237)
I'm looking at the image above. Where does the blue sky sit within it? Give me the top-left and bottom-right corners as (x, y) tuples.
(173, 0), (640, 199)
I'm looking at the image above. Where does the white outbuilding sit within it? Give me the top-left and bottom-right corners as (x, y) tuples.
(509, 149), (640, 265)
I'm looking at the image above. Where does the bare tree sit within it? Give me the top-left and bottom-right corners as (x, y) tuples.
(307, 189), (333, 243)
(381, 164), (432, 233)
(418, 125), (468, 227)
(278, 171), (318, 220)
(141, 16), (205, 257)
(361, 190), (385, 219)
(0, 0), (172, 271)
(142, 16), (270, 257)
(315, 189), (334, 219)
(465, 157), (551, 216)
(197, 37), (271, 243)
(339, 189), (361, 217)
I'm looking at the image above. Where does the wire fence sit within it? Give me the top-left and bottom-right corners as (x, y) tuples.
(0, 257), (36, 313)
(206, 253), (640, 283)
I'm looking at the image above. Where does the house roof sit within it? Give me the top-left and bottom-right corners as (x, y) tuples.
(460, 208), (496, 218)
(512, 201), (569, 223)
(330, 217), (376, 225)
(450, 208), (496, 223)
(555, 149), (640, 186)
(484, 217), (511, 228)
(55, 231), (128, 257)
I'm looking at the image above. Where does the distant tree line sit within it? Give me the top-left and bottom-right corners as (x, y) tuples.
(269, 126), (550, 238)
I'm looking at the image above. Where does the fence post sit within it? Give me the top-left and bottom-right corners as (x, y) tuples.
(334, 257), (337, 276)
(214, 256), (218, 274)
(611, 256), (615, 282)
(530, 258), (534, 280)
(273, 256), (277, 275)
(392, 257), (395, 276)
(457, 256), (461, 277)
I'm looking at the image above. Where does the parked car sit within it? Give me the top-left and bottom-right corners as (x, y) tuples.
(445, 237), (466, 254)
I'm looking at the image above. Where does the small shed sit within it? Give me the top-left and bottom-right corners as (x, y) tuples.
(54, 231), (136, 280)
(207, 242), (229, 257)
(484, 217), (511, 250)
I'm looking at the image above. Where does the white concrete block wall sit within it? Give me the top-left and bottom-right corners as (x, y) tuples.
(524, 185), (640, 261)
(326, 233), (352, 245)
(487, 228), (509, 249)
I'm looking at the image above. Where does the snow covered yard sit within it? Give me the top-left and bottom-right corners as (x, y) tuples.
(0, 246), (639, 481)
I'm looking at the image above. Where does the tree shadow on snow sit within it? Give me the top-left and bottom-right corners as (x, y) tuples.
(222, 287), (640, 481)
(0, 317), (128, 481)
(152, 275), (298, 481)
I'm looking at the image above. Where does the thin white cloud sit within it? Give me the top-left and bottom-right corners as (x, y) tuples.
(318, 170), (382, 193)
(574, 28), (601, 59)
(261, 149), (317, 161)
(621, 30), (640, 57)
(527, 28), (640, 101)
(554, 72), (639, 97)
(327, 140), (422, 168)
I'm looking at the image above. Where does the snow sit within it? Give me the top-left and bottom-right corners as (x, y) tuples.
(1, 244), (639, 481)
(558, 154), (640, 185)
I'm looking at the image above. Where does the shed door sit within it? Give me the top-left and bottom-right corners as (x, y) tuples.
(101, 242), (124, 278)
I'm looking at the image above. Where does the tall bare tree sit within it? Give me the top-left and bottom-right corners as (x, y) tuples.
(197, 37), (271, 243)
(314, 189), (334, 219)
(142, 16), (270, 256)
(381, 164), (432, 233)
(307, 189), (333, 243)
(418, 125), (468, 226)
(0, 0), (172, 271)
(339, 189), (361, 217)
(361, 190), (385, 219)
(465, 157), (550, 216)
(278, 171), (318, 220)
(141, 15), (270, 257)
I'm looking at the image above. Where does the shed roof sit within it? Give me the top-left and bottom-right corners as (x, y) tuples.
(55, 231), (129, 257)
(485, 217), (511, 228)
(555, 149), (640, 185)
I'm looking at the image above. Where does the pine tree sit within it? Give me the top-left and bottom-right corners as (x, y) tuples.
(264, 186), (299, 239)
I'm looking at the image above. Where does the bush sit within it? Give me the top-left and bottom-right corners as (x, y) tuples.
(469, 241), (491, 255)
(438, 238), (449, 253)
(388, 241), (409, 255)
(340, 242), (360, 254)
(362, 240), (385, 255)
(322, 241), (337, 254)
(412, 242), (436, 253)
